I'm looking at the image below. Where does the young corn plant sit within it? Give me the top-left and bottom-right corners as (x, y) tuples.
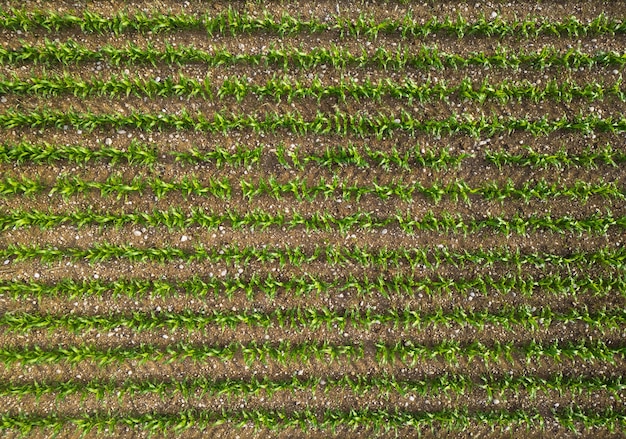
(2, 272), (625, 302)
(1, 207), (623, 237)
(1, 73), (622, 104)
(1, 40), (626, 70)
(2, 305), (623, 334)
(3, 244), (626, 271)
(0, 339), (621, 368)
(485, 144), (626, 170)
(0, 373), (622, 403)
(1, 8), (624, 38)
(0, 139), (158, 166)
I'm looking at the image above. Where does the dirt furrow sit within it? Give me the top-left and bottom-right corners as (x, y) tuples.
(6, 0), (626, 24)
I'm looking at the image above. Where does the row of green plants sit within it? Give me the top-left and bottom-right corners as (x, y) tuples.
(1, 8), (624, 38)
(0, 339), (622, 367)
(1, 406), (624, 436)
(276, 143), (626, 171)
(1, 109), (625, 138)
(3, 305), (623, 333)
(0, 208), (623, 236)
(2, 373), (623, 402)
(1, 273), (625, 300)
(2, 74), (624, 103)
(2, 140), (625, 171)
(0, 139), (159, 165)
(1, 175), (623, 203)
(2, 41), (626, 70)
(485, 145), (626, 170)
(2, 243), (626, 270)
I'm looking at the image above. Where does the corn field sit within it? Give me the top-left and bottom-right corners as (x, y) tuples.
(0, 1), (624, 438)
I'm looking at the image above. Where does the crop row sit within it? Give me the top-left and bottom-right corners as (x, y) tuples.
(4, 305), (624, 333)
(2, 74), (624, 104)
(0, 140), (464, 170)
(2, 243), (626, 270)
(2, 273), (625, 301)
(0, 339), (623, 367)
(0, 208), (624, 236)
(2, 373), (624, 402)
(2, 140), (624, 171)
(2, 109), (626, 138)
(0, 139), (463, 171)
(1, 8), (624, 38)
(2, 42), (626, 70)
(1, 175), (623, 203)
(485, 145), (626, 170)
(2, 407), (625, 436)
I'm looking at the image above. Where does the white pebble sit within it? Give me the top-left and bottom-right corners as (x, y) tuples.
(381, 229), (388, 235)
(93, 274), (99, 279)
(33, 273), (40, 279)
(133, 230), (142, 237)
(3, 260), (9, 265)
(180, 235), (189, 242)
(0, 97), (6, 103)
(490, 11), (498, 18)
(104, 138), (112, 146)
